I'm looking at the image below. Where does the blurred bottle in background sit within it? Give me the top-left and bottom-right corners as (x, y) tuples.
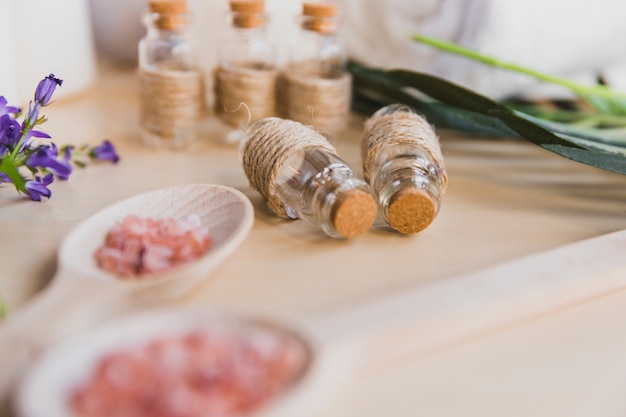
(137, 0), (204, 147)
(214, 0), (278, 143)
(279, 2), (351, 134)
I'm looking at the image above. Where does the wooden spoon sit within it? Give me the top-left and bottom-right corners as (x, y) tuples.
(0, 183), (254, 412)
(13, 229), (626, 417)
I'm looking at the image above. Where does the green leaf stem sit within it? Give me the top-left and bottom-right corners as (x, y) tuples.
(412, 33), (626, 116)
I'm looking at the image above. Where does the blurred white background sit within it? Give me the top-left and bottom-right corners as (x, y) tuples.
(0, 0), (95, 105)
(4, 0), (626, 107)
(0, 0), (301, 106)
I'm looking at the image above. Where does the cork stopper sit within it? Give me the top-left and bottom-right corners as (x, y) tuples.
(386, 187), (436, 234)
(331, 189), (377, 239)
(301, 2), (339, 34)
(230, 0), (265, 28)
(149, 0), (188, 29)
(303, 2), (338, 17)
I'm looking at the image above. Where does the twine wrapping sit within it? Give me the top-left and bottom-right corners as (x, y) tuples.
(214, 65), (278, 127)
(280, 70), (352, 133)
(361, 109), (448, 189)
(240, 117), (336, 217)
(138, 68), (204, 141)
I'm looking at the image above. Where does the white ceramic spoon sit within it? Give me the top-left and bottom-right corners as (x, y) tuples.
(0, 183), (254, 413)
(13, 228), (626, 417)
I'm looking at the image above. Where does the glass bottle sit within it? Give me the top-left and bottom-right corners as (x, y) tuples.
(363, 104), (448, 234)
(138, 0), (204, 148)
(214, 0), (277, 143)
(240, 117), (377, 239)
(276, 147), (377, 239)
(282, 2), (351, 133)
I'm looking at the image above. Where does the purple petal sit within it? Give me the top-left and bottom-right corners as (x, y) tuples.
(28, 129), (51, 139)
(23, 102), (41, 128)
(0, 114), (22, 149)
(0, 96), (20, 116)
(89, 139), (119, 163)
(26, 144), (72, 180)
(25, 174), (54, 201)
(34, 74), (63, 106)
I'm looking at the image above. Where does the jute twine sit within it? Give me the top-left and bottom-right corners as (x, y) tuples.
(240, 117), (336, 218)
(280, 69), (352, 133)
(138, 68), (204, 140)
(361, 110), (448, 189)
(214, 65), (278, 127)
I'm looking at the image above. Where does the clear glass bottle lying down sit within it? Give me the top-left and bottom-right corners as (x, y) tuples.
(276, 147), (377, 239)
(363, 104), (448, 234)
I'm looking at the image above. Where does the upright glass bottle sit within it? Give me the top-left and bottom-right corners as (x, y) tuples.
(362, 104), (448, 234)
(138, 0), (204, 148)
(214, 0), (277, 143)
(282, 2), (351, 133)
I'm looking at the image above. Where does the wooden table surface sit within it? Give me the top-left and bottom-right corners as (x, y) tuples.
(1, 61), (626, 417)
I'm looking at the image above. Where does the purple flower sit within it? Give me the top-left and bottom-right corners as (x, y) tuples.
(0, 114), (21, 155)
(1, 73), (119, 202)
(0, 96), (19, 116)
(35, 74), (63, 106)
(25, 174), (53, 201)
(89, 140), (119, 163)
(23, 101), (41, 129)
(26, 143), (72, 180)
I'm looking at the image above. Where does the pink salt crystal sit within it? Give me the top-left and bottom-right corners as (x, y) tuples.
(70, 329), (307, 417)
(94, 215), (212, 278)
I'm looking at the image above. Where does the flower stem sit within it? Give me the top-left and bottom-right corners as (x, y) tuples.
(10, 126), (32, 160)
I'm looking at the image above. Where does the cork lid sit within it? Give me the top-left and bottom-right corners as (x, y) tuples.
(149, 0), (187, 14)
(331, 189), (377, 239)
(301, 2), (339, 34)
(148, 0), (188, 29)
(303, 2), (339, 17)
(230, 0), (265, 13)
(387, 187), (436, 234)
(229, 0), (265, 28)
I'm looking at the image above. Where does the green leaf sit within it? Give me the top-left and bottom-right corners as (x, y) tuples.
(350, 62), (517, 137)
(0, 157), (27, 194)
(412, 33), (626, 116)
(514, 111), (626, 148)
(348, 62), (626, 175)
(383, 68), (592, 152)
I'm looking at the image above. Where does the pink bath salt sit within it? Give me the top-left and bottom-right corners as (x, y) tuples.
(94, 215), (212, 278)
(70, 330), (308, 417)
